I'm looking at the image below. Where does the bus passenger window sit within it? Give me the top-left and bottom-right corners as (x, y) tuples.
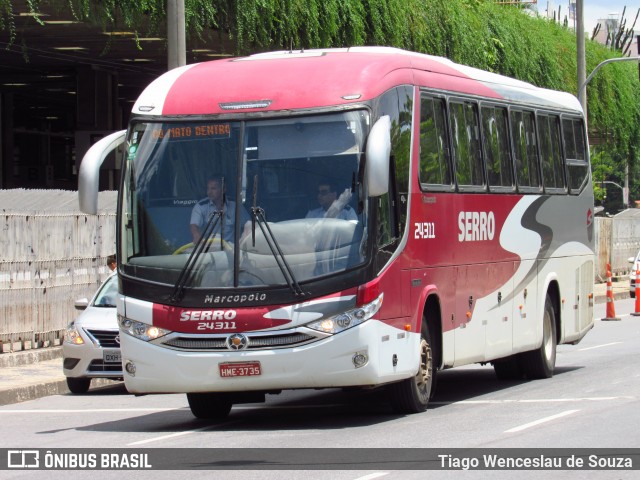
(419, 95), (452, 189)
(511, 110), (541, 190)
(481, 105), (513, 190)
(538, 114), (564, 191)
(449, 100), (484, 189)
(563, 118), (589, 194)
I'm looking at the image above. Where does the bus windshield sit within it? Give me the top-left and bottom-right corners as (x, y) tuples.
(120, 111), (369, 291)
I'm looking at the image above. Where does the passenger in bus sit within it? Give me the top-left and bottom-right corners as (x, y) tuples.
(306, 183), (357, 221)
(190, 176), (251, 244)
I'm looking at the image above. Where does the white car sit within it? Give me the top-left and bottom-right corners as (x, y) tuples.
(63, 274), (121, 393)
(629, 252), (640, 298)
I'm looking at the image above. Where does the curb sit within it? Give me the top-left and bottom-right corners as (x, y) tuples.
(0, 377), (124, 407)
(0, 346), (63, 369)
(594, 291), (629, 305)
(0, 347), (123, 406)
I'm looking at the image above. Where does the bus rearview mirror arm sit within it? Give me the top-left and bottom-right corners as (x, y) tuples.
(365, 115), (391, 197)
(78, 130), (127, 214)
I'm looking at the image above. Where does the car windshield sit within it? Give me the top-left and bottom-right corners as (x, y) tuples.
(120, 111), (369, 290)
(92, 275), (118, 308)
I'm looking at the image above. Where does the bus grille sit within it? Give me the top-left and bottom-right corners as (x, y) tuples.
(161, 332), (318, 351)
(86, 329), (120, 348)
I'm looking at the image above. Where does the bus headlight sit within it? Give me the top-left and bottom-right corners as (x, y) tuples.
(118, 315), (171, 342)
(305, 293), (383, 334)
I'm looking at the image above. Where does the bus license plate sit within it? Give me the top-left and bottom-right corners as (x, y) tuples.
(103, 349), (121, 364)
(219, 362), (261, 378)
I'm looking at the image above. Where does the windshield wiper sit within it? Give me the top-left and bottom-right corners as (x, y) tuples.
(250, 175), (305, 297)
(170, 210), (223, 303)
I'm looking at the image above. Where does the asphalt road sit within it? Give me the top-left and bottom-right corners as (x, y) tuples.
(1, 298), (638, 480)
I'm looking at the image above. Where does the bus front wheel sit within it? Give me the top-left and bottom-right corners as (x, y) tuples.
(187, 393), (232, 419)
(389, 322), (434, 414)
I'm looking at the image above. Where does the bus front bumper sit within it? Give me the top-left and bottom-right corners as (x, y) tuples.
(119, 320), (420, 394)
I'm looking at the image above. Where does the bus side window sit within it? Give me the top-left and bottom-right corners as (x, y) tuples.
(449, 100), (484, 190)
(538, 114), (565, 192)
(511, 109), (541, 191)
(563, 117), (589, 194)
(419, 94), (453, 190)
(481, 105), (514, 191)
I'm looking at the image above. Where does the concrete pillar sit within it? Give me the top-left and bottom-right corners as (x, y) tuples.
(0, 93), (14, 188)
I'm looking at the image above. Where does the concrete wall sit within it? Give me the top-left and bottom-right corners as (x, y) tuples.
(0, 190), (116, 352)
(595, 213), (640, 279)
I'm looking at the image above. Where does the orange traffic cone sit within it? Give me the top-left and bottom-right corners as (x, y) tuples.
(631, 268), (640, 317)
(602, 264), (620, 321)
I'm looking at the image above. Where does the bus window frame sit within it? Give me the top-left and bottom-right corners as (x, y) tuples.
(446, 97), (488, 194)
(417, 91), (455, 193)
(535, 110), (568, 195)
(478, 101), (516, 194)
(508, 106), (543, 194)
(561, 115), (590, 196)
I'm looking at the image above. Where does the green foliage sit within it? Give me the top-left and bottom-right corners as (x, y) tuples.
(1, 0), (639, 204)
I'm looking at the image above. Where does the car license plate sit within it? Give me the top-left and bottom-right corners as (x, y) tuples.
(219, 362), (261, 378)
(103, 349), (121, 364)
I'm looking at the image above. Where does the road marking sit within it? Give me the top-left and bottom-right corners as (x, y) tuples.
(504, 409), (579, 433)
(353, 473), (389, 480)
(0, 408), (181, 413)
(127, 419), (244, 446)
(128, 425), (215, 446)
(429, 396), (632, 405)
(579, 342), (622, 351)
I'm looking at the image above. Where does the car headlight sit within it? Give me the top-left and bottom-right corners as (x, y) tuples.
(305, 293), (383, 334)
(64, 323), (85, 345)
(118, 315), (171, 341)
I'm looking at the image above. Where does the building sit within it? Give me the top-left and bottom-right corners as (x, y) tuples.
(0, 1), (232, 190)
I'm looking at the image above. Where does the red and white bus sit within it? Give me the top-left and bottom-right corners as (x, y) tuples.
(80, 47), (595, 418)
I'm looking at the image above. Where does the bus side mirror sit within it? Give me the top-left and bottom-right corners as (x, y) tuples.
(365, 115), (391, 197)
(79, 130), (127, 214)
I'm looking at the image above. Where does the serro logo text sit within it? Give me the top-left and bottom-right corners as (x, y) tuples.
(179, 310), (237, 321)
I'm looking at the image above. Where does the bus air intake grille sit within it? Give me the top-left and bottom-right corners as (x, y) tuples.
(161, 332), (318, 351)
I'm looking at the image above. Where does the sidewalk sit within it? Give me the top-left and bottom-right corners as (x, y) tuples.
(0, 280), (631, 407)
(0, 347), (121, 406)
(593, 277), (630, 304)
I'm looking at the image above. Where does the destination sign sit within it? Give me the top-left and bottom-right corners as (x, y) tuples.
(151, 124), (231, 139)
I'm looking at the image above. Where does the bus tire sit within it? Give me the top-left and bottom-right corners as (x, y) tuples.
(389, 322), (434, 413)
(493, 357), (523, 380)
(66, 377), (91, 394)
(187, 393), (232, 419)
(521, 294), (557, 379)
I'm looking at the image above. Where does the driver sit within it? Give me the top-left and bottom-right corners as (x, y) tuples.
(306, 182), (357, 221)
(190, 175), (250, 244)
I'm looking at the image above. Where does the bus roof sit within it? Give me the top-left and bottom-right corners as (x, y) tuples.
(132, 46), (583, 117)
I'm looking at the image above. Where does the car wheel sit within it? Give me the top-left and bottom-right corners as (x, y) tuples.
(66, 377), (91, 394)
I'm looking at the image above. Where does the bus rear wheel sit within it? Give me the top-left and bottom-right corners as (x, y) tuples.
(521, 294), (557, 379)
(389, 323), (434, 413)
(187, 393), (232, 419)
